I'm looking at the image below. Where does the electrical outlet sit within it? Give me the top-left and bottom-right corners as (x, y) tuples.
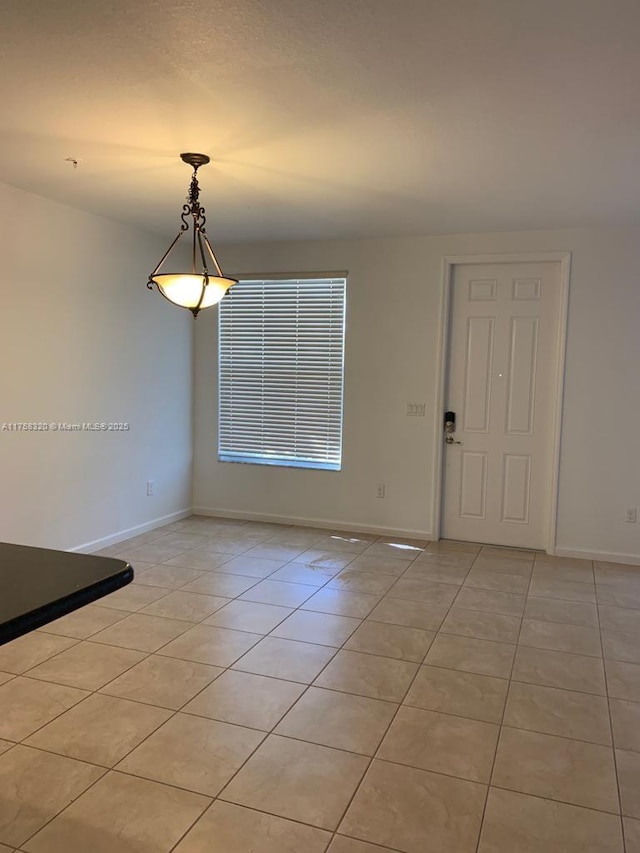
(376, 483), (385, 499)
(147, 481), (154, 496)
(626, 507), (637, 523)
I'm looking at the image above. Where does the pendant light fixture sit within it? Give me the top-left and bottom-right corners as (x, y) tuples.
(147, 153), (237, 317)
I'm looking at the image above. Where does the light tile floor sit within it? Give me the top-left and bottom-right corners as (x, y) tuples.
(0, 516), (638, 851)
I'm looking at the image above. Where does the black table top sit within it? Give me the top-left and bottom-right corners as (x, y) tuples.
(0, 542), (133, 645)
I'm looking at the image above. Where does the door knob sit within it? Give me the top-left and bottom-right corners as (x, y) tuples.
(445, 435), (462, 445)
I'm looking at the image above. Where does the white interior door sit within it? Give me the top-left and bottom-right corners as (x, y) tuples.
(442, 261), (561, 549)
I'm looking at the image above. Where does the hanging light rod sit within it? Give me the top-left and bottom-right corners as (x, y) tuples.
(147, 152), (237, 317)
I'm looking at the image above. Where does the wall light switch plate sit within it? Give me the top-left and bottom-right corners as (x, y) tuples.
(406, 403), (426, 417)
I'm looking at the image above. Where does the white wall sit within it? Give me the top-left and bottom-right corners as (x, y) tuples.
(0, 182), (193, 551)
(193, 227), (640, 563)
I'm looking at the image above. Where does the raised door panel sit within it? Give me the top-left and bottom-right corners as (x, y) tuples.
(462, 317), (494, 433)
(505, 317), (538, 435)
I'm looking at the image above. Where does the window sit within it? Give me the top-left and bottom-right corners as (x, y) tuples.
(218, 276), (346, 470)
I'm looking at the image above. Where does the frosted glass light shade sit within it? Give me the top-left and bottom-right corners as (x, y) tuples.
(152, 273), (234, 310)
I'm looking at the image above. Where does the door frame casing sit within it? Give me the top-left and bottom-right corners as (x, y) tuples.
(431, 252), (572, 554)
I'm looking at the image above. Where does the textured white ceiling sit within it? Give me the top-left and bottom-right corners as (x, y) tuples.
(1, 0), (640, 241)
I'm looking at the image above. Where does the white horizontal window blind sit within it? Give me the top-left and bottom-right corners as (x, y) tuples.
(218, 277), (346, 470)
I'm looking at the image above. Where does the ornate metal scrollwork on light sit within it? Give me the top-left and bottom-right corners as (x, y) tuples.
(147, 153), (236, 317)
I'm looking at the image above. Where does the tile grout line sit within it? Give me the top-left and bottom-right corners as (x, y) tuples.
(597, 562), (627, 852)
(321, 540), (474, 850)
(486, 782), (623, 817)
(12, 757), (112, 850)
(472, 547), (535, 853)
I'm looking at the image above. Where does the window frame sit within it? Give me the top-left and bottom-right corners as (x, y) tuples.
(217, 272), (347, 472)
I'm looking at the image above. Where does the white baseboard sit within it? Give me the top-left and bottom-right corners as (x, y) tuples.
(192, 505), (432, 541)
(68, 503), (640, 566)
(70, 508), (192, 554)
(555, 546), (640, 566)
